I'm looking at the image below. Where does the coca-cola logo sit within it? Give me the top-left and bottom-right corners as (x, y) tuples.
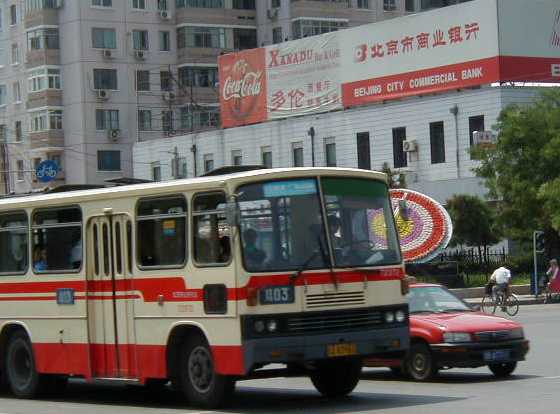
(222, 69), (263, 101)
(221, 57), (265, 122)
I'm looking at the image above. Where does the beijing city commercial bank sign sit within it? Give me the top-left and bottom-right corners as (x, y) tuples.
(219, 0), (560, 129)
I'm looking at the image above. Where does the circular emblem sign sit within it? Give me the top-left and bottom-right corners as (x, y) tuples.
(387, 189), (453, 263)
(35, 160), (59, 183)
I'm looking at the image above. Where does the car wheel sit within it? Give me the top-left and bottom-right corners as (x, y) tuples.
(488, 362), (517, 378)
(404, 343), (437, 381)
(309, 358), (362, 397)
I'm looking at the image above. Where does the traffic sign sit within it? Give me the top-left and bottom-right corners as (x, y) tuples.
(36, 160), (59, 183)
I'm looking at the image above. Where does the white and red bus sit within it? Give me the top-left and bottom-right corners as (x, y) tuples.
(0, 167), (409, 407)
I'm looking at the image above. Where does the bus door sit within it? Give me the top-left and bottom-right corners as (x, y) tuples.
(87, 214), (137, 379)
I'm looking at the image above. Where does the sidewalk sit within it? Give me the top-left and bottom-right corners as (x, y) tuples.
(450, 284), (544, 306)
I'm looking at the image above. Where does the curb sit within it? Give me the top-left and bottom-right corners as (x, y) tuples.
(450, 284), (531, 299)
(463, 297), (543, 306)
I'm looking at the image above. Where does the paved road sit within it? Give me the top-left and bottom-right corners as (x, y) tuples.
(1, 304), (558, 414)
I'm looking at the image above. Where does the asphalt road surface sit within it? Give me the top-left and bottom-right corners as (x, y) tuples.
(1, 303), (558, 414)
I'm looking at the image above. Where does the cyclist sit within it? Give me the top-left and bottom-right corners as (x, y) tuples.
(490, 264), (512, 310)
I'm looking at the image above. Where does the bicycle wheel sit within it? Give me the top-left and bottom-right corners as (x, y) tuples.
(505, 294), (519, 316)
(481, 294), (497, 314)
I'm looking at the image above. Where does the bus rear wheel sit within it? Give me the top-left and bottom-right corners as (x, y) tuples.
(175, 335), (235, 408)
(5, 331), (48, 398)
(309, 358), (362, 398)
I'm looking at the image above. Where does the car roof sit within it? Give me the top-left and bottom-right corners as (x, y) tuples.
(410, 283), (443, 288)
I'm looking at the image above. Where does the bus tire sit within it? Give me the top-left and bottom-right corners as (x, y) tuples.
(5, 331), (48, 398)
(309, 358), (362, 398)
(176, 335), (235, 408)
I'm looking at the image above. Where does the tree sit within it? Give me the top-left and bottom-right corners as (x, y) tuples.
(446, 194), (501, 263)
(473, 88), (560, 258)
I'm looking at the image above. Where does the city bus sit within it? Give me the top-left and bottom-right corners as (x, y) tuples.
(0, 167), (409, 408)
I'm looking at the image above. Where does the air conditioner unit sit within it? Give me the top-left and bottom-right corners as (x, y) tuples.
(267, 8), (279, 19)
(96, 89), (110, 100)
(134, 50), (146, 60)
(472, 130), (496, 146)
(162, 91), (176, 101)
(402, 140), (418, 152)
(102, 49), (113, 59)
(107, 129), (121, 142)
(159, 10), (171, 20)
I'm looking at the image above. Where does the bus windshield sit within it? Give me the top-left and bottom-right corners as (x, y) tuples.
(237, 176), (401, 273)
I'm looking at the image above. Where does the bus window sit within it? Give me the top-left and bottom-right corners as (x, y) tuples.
(193, 192), (230, 266)
(32, 207), (82, 273)
(137, 195), (187, 268)
(0, 212), (28, 275)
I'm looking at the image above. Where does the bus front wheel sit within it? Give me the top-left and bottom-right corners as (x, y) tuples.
(309, 358), (362, 398)
(5, 331), (45, 398)
(175, 335), (235, 408)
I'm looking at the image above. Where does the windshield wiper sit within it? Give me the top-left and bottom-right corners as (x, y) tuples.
(409, 310), (434, 314)
(290, 250), (322, 286)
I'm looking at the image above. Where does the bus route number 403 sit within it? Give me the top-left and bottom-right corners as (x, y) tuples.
(260, 285), (295, 305)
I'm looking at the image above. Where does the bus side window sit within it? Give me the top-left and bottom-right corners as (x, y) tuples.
(32, 207), (82, 274)
(192, 192), (230, 266)
(136, 195), (187, 268)
(0, 211), (29, 275)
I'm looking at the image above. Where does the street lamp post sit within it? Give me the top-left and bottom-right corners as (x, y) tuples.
(307, 126), (315, 167)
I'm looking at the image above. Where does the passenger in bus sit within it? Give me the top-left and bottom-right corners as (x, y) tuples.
(328, 215), (344, 248)
(243, 228), (266, 266)
(219, 235), (231, 262)
(33, 247), (48, 272)
(70, 233), (82, 269)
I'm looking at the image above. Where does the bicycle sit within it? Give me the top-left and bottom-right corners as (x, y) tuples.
(481, 290), (519, 316)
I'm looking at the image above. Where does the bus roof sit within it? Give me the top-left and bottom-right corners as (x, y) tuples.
(0, 167), (387, 210)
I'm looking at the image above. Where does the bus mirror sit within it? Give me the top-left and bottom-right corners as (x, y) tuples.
(225, 201), (240, 227)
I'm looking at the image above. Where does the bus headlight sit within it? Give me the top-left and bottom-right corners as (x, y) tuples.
(395, 310), (406, 323)
(385, 312), (395, 323)
(267, 320), (278, 333)
(254, 320), (265, 333)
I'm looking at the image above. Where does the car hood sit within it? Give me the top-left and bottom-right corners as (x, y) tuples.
(412, 311), (521, 332)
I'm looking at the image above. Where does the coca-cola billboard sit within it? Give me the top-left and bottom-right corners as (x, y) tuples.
(219, 48), (267, 128)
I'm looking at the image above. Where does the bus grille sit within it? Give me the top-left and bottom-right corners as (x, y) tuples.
(287, 308), (382, 333)
(474, 330), (511, 341)
(305, 291), (365, 309)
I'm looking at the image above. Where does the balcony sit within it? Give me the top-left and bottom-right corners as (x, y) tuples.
(26, 90), (63, 110)
(29, 130), (64, 151)
(24, 8), (59, 29)
(176, 7), (256, 26)
(291, 0), (351, 19)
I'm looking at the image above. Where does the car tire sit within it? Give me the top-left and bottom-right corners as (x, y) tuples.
(404, 343), (437, 381)
(309, 358), (362, 397)
(488, 362), (517, 378)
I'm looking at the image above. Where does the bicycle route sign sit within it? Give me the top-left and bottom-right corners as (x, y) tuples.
(35, 160), (59, 183)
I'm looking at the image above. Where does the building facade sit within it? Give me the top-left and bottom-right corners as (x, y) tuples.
(133, 86), (541, 205)
(0, 0), (471, 194)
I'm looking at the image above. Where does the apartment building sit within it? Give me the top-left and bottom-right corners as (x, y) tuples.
(0, 0), (470, 194)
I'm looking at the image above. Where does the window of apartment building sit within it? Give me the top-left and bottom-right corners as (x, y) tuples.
(25, 0), (64, 11)
(180, 107), (220, 130)
(357, 0), (369, 9)
(0, 85), (6, 106)
(157, 0), (169, 10)
(12, 82), (21, 103)
(136, 70), (150, 91)
(234, 28), (257, 50)
(177, 26), (226, 49)
(138, 110), (152, 130)
(383, 0), (396, 11)
(292, 19), (348, 39)
(17, 160), (24, 181)
(420, 0), (467, 9)
(162, 110), (174, 132)
(11, 43), (20, 64)
(132, 0), (146, 9)
(92, 28), (116, 49)
(48, 153), (62, 172)
(430, 121), (446, 164)
(10, 5), (17, 25)
(160, 71), (172, 91)
(159, 31), (171, 51)
(178, 66), (218, 88)
(30, 110), (63, 132)
(176, 0), (224, 8)
(271, 0), (280, 7)
(203, 154), (214, 173)
(292, 142), (303, 167)
(468, 115), (485, 147)
(28, 67), (61, 92)
(33, 158), (41, 181)
(95, 109), (119, 130)
(133, 30), (149, 50)
(172, 156), (187, 178)
(392, 127), (407, 168)
(93, 69), (118, 90)
(324, 137), (336, 167)
(151, 161), (162, 181)
(97, 150), (121, 171)
(232, 0), (255, 10)
(92, 0), (112, 7)
(261, 146), (272, 168)
(27, 28), (59, 50)
(15, 121), (22, 142)
(356, 132), (371, 170)
(272, 27), (283, 44)
(405, 0), (416, 11)
(231, 150), (242, 166)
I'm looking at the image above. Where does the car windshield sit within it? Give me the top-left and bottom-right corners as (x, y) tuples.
(408, 286), (471, 313)
(236, 176), (401, 273)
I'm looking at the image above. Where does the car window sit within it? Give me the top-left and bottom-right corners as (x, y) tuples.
(408, 286), (470, 313)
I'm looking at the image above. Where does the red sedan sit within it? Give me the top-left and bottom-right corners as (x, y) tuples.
(365, 283), (530, 380)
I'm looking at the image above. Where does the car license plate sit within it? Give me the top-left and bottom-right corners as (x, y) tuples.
(259, 285), (295, 305)
(484, 350), (510, 362)
(327, 343), (358, 358)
